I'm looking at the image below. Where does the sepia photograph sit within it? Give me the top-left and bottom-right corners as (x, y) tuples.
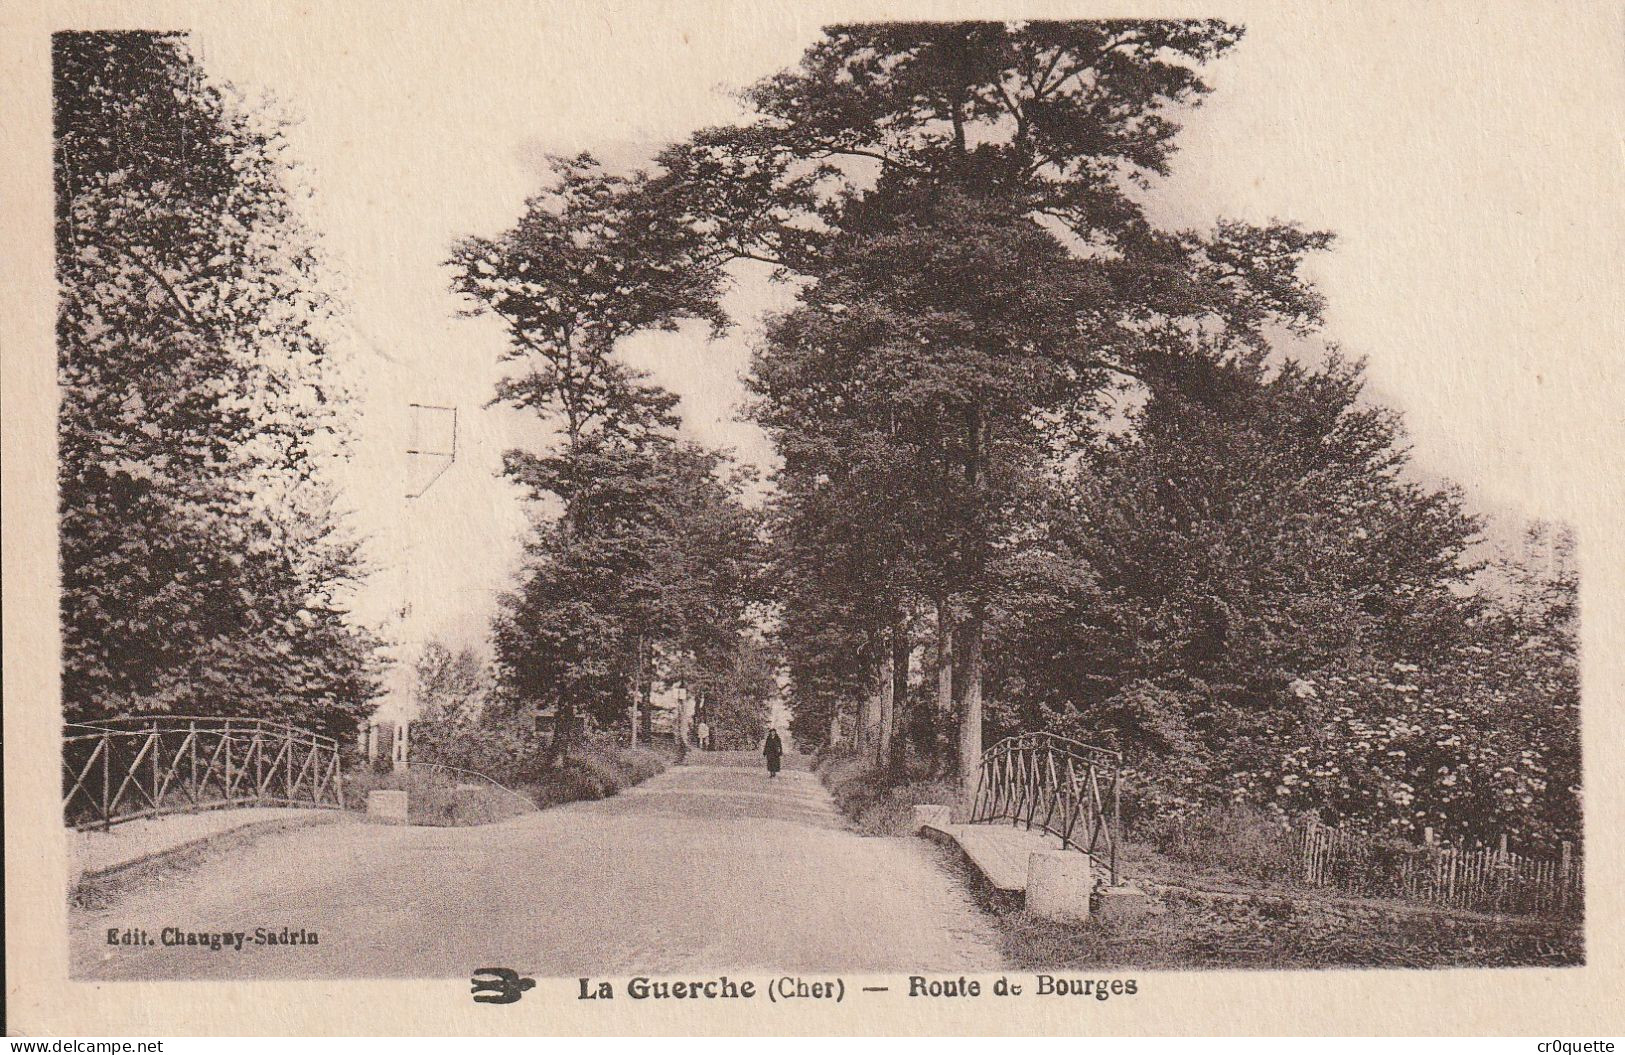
(5, 0), (1622, 1039)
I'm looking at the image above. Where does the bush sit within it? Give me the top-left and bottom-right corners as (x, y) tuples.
(526, 731), (666, 799)
(412, 715), (543, 787)
(818, 751), (962, 837)
(1132, 805), (1301, 884)
(347, 733), (669, 822)
(524, 738), (667, 808)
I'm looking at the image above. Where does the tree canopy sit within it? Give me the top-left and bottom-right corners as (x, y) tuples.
(55, 31), (381, 737)
(437, 19), (1580, 850)
(450, 166), (766, 761)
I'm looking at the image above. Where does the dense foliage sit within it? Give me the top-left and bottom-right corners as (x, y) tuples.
(679, 21), (1328, 784)
(437, 19), (1580, 851)
(55, 32), (380, 737)
(448, 160), (771, 761)
(56, 25), (1578, 859)
(713, 21), (1577, 848)
(986, 349), (1578, 847)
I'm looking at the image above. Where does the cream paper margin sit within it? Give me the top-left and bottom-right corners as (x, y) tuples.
(3, 0), (1623, 1037)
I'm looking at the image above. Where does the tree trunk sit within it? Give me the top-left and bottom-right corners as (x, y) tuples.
(912, 697), (937, 774)
(674, 684), (689, 764)
(860, 651), (882, 756)
(955, 394), (986, 808)
(888, 615), (911, 779)
(629, 635), (642, 749)
(958, 601), (986, 810)
(877, 644), (895, 775)
(640, 670), (653, 741)
(935, 594), (954, 778)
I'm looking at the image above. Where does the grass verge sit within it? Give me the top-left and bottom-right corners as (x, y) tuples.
(991, 884), (1582, 970)
(817, 750), (961, 836)
(347, 736), (670, 826)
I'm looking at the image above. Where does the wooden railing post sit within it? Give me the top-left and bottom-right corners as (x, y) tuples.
(1111, 767), (1121, 885)
(101, 736), (112, 831)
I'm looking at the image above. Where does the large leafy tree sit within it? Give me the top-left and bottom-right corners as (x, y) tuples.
(448, 155), (724, 456)
(55, 31), (380, 737)
(1001, 348), (1483, 735)
(450, 156), (726, 760)
(451, 148), (776, 764)
(695, 636), (779, 750)
(485, 358), (764, 762)
(492, 372), (669, 757)
(642, 444), (766, 759)
(752, 186), (1109, 774)
(980, 346), (1576, 843)
(765, 468), (896, 752)
(651, 20), (1330, 791)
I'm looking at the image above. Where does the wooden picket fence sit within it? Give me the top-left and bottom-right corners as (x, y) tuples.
(1294, 820), (1580, 916)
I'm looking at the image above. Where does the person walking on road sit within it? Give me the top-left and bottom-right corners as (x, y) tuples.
(763, 729), (783, 778)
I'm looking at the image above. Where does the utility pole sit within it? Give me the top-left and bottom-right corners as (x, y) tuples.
(388, 402), (458, 771)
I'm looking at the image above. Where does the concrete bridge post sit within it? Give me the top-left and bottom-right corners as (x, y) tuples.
(1026, 851), (1094, 923)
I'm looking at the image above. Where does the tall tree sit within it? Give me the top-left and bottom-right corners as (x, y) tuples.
(492, 372), (671, 759)
(486, 358), (764, 762)
(450, 156), (733, 760)
(55, 31), (380, 737)
(765, 468), (895, 754)
(654, 20), (1330, 793)
(989, 348), (1497, 823)
(647, 445), (767, 731)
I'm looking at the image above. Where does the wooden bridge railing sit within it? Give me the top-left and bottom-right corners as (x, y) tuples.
(970, 732), (1123, 885)
(63, 716), (345, 830)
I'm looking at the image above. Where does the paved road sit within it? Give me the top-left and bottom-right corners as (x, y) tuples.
(72, 751), (1003, 979)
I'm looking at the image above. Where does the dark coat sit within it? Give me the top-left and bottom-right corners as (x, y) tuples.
(763, 732), (783, 766)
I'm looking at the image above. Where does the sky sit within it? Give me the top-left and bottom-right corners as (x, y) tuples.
(177, 2), (1621, 677)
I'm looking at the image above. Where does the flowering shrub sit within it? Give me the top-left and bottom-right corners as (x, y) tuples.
(989, 349), (1582, 858)
(1120, 617), (1578, 855)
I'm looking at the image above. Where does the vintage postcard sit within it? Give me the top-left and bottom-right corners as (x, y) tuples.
(4, 0), (1623, 1038)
